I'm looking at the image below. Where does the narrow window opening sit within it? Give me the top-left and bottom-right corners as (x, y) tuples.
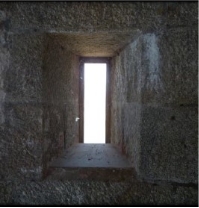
(84, 63), (107, 143)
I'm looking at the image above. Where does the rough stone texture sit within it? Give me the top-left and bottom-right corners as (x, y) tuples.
(42, 34), (79, 175)
(0, 10), (9, 127)
(140, 105), (198, 184)
(138, 27), (198, 184)
(50, 32), (141, 57)
(4, 2), (197, 34)
(141, 28), (198, 105)
(46, 167), (134, 182)
(110, 35), (143, 171)
(0, 1), (198, 206)
(111, 29), (198, 184)
(0, 177), (197, 205)
(1, 33), (44, 181)
(4, 2), (166, 33)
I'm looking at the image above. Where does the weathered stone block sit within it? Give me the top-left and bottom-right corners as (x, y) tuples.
(7, 2), (161, 33)
(112, 27), (198, 185)
(165, 2), (198, 27)
(1, 34), (44, 181)
(123, 103), (141, 171)
(0, 2), (197, 205)
(0, 125), (43, 181)
(0, 45), (9, 126)
(141, 28), (198, 105)
(42, 35), (79, 173)
(4, 34), (44, 103)
(139, 105), (198, 184)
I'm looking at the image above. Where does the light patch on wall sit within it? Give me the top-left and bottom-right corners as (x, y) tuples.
(143, 33), (163, 91)
(20, 166), (42, 174)
(129, 35), (142, 94)
(26, 137), (35, 148)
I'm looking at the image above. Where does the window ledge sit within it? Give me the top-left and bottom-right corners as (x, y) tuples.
(45, 144), (133, 181)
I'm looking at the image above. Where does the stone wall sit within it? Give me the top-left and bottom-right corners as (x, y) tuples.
(0, 9), (11, 181)
(110, 36), (142, 171)
(42, 34), (79, 175)
(1, 177), (198, 205)
(139, 28), (198, 184)
(1, 33), (44, 181)
(4, 2), (197, 34)
(111, 28), (198, 184)
(0, 1), (198, 205)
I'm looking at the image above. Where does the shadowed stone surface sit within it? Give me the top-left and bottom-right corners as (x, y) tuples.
(111, 30), (198, 183)
(139, 105), (198, 183)
(0, 1), (198, 206)
(50, 144), (131, 168)
(1, 34), (44, 181)
(0, 178), (197, 205)
(50, 31), (141, 57)
(42, 34), (79, 174)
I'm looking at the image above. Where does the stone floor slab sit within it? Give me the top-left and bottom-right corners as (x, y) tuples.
(50, 144), (131, 168)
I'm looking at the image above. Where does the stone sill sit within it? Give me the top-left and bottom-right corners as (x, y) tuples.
(45, 144), (134, 181)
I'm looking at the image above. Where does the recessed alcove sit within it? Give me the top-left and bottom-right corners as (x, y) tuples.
(1, 2), (198, 205)
(43, 31), (139, 175)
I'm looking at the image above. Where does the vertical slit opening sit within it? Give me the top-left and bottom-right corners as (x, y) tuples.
(84, 63), (107, 143)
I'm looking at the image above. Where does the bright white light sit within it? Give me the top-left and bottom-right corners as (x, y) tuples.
(84, 63), (107, 144)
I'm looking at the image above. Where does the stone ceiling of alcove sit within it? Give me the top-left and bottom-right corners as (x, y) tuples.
(49, 30), (141, 57)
